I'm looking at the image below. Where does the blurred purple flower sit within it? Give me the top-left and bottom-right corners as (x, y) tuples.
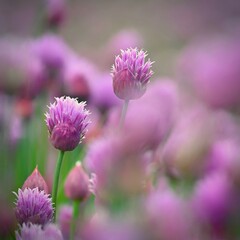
(85, 134), (148, 203)
(92, 80), (179, 196)
(192, 172), (235, 231)
(9, 113), (23, 145)
(46, 0), (66, 27)
(204, 139), (240, 176)
(123, 79), (178, 150)
(162, 105), (215, 178)
(32, 34), (70, 70)
(45, 96), (90, 151)
(0, 37), (45, 97)
(85, 133), (142, 183)
(107, 79), (179, 151)
(16, 223), (63, 240)
(82, 218), (143, 240)
(84, 136), (124, 194)
(146, 188), (195, 240)
(213, 111), (240, 142)
(89, 72), (121, 112)
(62, 56), (98, 101)
(111, 48), (153, 100)
(57, 205), (72, 240)
(42, 223), (63, 240)
(177, 35), (240, 108)
(203, 111), (240, 183)
(16, 224), (43, 240)
(14, 188), (53, 225)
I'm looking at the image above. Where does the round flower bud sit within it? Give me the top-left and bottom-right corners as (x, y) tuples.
(14, 188), (53, 225)
(45, 96), (90, 151)
(111, 48), (154, 100)
(64, 161), (90, 201)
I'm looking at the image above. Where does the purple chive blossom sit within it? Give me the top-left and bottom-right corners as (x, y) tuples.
(16, 223), (63, 240)
(111, 48), (154, 100)
(14, 188), (53, 225)
(45, 96), (90, 151)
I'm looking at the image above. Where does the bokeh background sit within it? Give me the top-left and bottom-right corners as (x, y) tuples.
(1, 0), (240, 239)
(1, 0), (240, 75)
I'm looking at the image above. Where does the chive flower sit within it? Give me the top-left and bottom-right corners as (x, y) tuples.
(14, 188), (53, 225)
(45, 96), (90, 151)
(111, 48), (154, 100)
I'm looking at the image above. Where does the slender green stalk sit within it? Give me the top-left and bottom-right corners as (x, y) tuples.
(52, 150), (65, 221)
(119, 100), (129, 129)
(70, 200), (80, 240)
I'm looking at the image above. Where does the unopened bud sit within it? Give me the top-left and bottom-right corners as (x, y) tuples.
(64, 162), (90, 201)
(22, 166), (49, 193)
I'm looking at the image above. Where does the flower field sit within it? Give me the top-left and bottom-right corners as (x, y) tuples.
(1, 0), (240, 239)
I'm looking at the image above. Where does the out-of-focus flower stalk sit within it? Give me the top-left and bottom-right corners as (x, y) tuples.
(119, 100), (129, 129)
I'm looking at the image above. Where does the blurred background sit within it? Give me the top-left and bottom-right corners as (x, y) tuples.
(1, 0), (240, 239)
(1, 0), (240, 75)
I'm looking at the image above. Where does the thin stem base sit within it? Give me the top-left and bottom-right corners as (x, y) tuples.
(70, 200), (80, 240)
(52, 150), (65, 221)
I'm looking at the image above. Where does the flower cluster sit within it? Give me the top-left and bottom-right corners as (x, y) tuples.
(13, 167), (64, 240)
(2, 6), (240, 239)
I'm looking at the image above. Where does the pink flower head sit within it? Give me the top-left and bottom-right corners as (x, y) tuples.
(111, 48), (154, 100)
(177, 36), (240, 108)
(32, 34), (69, 70)
(45, 96), (90, 151)
(192, 173), (235, 229)
(146, 189), (195, 240)
(14, 188), (53, 225)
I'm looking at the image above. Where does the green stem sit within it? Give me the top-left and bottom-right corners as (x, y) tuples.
(52, 150), (65, 221)
(70, 200), (80, 240)
(119, 100), (129, 129)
